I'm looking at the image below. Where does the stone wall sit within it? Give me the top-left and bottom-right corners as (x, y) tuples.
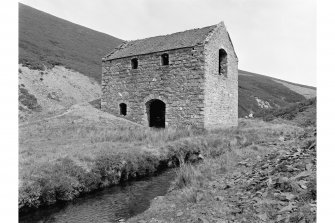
(203, 23), (239, 129)
(101, 46), (206, 128)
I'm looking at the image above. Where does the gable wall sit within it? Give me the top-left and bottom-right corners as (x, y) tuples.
(101, 46), (206, 128)
(203, 24), (238, 129)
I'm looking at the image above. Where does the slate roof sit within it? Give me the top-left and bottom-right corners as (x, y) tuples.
(105, 24), (218, 60)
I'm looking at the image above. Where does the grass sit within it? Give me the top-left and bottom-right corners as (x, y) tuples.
(19, 3), (123, 80)
(19, 87), (42, 112)
(238, 70), (308, 117)
(19, 104), (207, 212)
(127, 118), (316, 223)
(172, 164), (205, 190)
(19, 100), (304, 213)
(171, 121), (301, 193)
(254, 97), (316, 126)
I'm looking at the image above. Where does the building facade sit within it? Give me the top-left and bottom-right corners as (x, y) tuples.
(102, 22), (238, 129)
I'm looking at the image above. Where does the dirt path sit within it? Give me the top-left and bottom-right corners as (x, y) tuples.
(19, 100), (143, 128)
(19, 104), (80, 127)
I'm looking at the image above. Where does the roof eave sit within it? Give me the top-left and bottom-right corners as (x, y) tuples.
(104, 44), (205, 61)
(102, 41), (128, 61)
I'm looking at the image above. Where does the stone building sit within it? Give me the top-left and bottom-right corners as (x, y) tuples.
(101, 22), (238, 129)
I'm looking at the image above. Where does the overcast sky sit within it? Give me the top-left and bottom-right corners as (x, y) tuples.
(20, 0), (316, 86)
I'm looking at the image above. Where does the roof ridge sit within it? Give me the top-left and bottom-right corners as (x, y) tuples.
(105, 23), (221, 60)
(103, 41), (128, 60)
(202, 21), (224, 44)
(127, 24), (217, 43)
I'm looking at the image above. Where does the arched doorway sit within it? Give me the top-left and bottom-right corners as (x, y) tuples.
(146, 99), (165, 128)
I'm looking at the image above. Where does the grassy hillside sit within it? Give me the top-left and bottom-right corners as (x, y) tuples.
(238, 70), (316, 117)
(19, 102), (307, 213)
(19, 3), (123, 80)
(19, 3), (316, 118)
(254, 97), (316, 127)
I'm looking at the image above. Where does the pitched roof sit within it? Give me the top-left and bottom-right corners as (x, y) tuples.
(105, 24), (218, 60)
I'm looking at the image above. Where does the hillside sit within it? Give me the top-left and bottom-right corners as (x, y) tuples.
(19, 64), (101, 122)
(254, 97), (316, 127)
(19, 3), (316, 119)
(238, 70), (316, 117)
(18, 5), (316, 220)
(19, 3), (123, 80)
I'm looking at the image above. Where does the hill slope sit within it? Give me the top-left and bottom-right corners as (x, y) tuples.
(19, 3), (123, 80)
(19, 64), (101, 122)
(238, 70), (316, 117)
(19, 3), (316, 118)
(254, 97), (316, 127)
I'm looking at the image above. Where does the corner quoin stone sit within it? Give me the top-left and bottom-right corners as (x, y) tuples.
(101, 21), (238, 130)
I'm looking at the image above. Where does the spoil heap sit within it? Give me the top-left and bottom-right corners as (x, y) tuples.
(219, 128), (316, 222)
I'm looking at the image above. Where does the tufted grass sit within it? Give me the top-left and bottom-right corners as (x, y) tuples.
(19, 103), (303, 213)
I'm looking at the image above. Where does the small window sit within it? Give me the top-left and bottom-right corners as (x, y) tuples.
(131, 58), (138, 69)
(161, 53), (169, 66)
(120, 103), (127, 116)
(219, 49), (228, 77)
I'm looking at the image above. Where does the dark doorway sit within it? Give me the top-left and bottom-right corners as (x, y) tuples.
(146, 99), (165, 128)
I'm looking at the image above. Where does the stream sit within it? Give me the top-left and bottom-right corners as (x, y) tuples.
(20, 169), (176, 223)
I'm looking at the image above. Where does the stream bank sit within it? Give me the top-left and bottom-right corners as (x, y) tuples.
(19, 136), (206, 214)
(20, 169), (177, 223)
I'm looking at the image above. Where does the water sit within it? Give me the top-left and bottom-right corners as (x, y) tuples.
(20, 169), (176, 223)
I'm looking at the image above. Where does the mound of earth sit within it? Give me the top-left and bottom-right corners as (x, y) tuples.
(254, 98), (316, 127)
(229, 129), (316, 222)
(18, 65), (101, 122)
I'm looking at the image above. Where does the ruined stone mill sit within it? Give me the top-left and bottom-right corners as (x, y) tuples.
(101, 21), (238, 129)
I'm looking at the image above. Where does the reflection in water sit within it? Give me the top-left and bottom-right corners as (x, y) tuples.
(20, 169), (176, 223)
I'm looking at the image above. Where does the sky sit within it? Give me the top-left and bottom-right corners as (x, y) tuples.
(20, 0), (316, 86)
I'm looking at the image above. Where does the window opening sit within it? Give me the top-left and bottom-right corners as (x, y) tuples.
(219, 49), (228, 77)
(120, 103), (127, 116)
(161, 53), (169, 66)
(131, 58), (138, 69)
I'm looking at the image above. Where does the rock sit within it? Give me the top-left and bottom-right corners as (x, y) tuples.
(257, 213), (268, 221)
(298, 180), (307, 189)
(237, 161), (248, 167)
(176, 211), (183, 217)
(306, 163), (312, 171)
(47, 91), (61, 101)
(279, 203), (296, 213)
(188, 154), (200, 162)
(121, 160), (127, 165)
(215, 196), (224, 201)
(223, 184), (231, 190)
(196, 192), (204, 203)
(167, 160), (174, 167)
(197, 217), (209, 223)
(290, 171), (311, 181)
